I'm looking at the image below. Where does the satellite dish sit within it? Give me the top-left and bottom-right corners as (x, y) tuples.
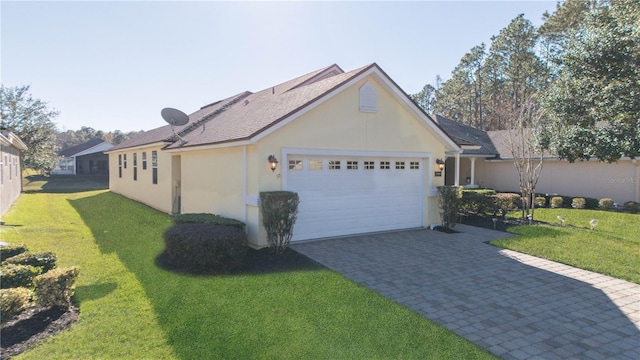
(161, 108), (189, 145)
(161, 108), (189, 126)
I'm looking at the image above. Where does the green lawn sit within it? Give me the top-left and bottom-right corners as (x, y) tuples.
(491, 208), (640, 284)
(1, 186), (495, 359)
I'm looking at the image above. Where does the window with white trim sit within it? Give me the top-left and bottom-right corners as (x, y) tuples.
(329, 160), (341, 170)
(395, 161), (405, 170)
(289, 160), (303, 170)
(142, 152), (147, 170)
(410, 161), (420, 170)
(364, 161), (375, 170)
(152, 151), (158, 185)
(347, 160), (358, 170)
(118, 154), (122, 178)
(133, 153), (138, 181)
(123, 154), (127, 169)
(380, 161), (390, 170)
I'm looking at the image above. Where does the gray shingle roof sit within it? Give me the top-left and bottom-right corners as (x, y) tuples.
(109, 64), (374, 152)
(433, 115), (498, 156)
(59, 138), (108, 157)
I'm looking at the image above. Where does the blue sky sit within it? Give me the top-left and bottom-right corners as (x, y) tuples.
(2, 1), (555, 132)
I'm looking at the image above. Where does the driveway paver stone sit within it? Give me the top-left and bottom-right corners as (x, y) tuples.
(293, 224), (640, 360)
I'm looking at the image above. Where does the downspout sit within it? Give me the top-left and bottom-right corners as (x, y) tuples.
(634, 159), (639, 203)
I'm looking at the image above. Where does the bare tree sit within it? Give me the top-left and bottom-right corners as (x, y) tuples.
(498, 96), (546, 221)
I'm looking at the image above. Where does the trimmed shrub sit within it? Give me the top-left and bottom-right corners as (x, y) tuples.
(0, 287), (32, 324)
(572, 198), (586, 209)
(534, 196), (547, 208)
(599, 198), (615, 210)
(173, 213), (245, 229)
(0, 263), (42, 289)
(550, 196), (564, 208)
(260, 191), (300, 253)
(624, 201), (640, 213)
(0, 244), (28, 262)
(584, 197), (599, 210)
(461, 189), (496, 215)
(437, 186), (462, 228)
(164, 223), (247, 272)
(494, 193), (521, 215)
(3, 252), (57, 272)
(34, 266), (79, 308)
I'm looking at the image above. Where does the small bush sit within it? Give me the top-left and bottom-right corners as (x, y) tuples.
(550, 196), (564, 208)
(260, 191), (300, 252)
(3, 252), (57, 273)
(584, 197), (599, 210)
(1, 264), (42, 289)
(34, 266), (80, 308)
(0, 287), (32, 324)
(0, 244), (28, 262)
(163, 223), (247, 272)
(534, 196), (547, 208)
(624, 201), (640, 213)
(571, 198), (586, 209)
(599, 198), (615, 210)
(494, 193), (521, 215)
(437, 186), (462, 228)
(461, 189), (496, 215)
(173, 213), (245, 229)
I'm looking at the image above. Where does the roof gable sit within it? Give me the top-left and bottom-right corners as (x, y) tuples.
(111, 64), (460, 153)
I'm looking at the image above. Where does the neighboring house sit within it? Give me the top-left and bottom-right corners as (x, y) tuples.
(0, 128), (28, 217)
(106, 63), (461, 248)
(53, 138), (113, 175)
(436, 116), (640, 205)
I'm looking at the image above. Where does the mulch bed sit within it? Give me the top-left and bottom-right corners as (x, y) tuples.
(1, 305), (79, 359)
(458, 213), (533, 232)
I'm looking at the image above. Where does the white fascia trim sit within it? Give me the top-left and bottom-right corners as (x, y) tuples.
(74, 143), (114, 157)
(163, 140), (254, 153)
(104, 142), (169, 154)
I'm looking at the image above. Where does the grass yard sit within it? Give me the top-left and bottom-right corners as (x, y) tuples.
(1, 181), (495, 359)
(491, 208), (640, 284)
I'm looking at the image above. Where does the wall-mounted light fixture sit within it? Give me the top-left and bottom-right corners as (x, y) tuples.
(268, 155), (278, 172)
(436, 158), (445, 171)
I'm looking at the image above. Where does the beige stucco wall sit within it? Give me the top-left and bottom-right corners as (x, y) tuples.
(179, 147), (245, 220)
(108, 145), (173, 213)
(480, 158), (639, 204)
(249, 76), (448, 247)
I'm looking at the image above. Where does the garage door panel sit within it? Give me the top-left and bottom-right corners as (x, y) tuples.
(287, 156), (423, 241)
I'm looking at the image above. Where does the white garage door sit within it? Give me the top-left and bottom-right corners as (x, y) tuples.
(286, 155), (424, 241)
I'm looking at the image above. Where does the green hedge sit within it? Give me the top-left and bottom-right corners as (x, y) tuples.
(572, 198), (586, 209)
(599, 198), (615, 210)
(0, 244), (28, 262)
(0, 263), (42, 289)
(163, 223), (247, 273)
(172, 213), (245, 229)
(3, 251), (57, 272)
(0, 287), (32, 324)
(624, 201), (640, 213)
(34, 266), (79, 308)
(260, 191), (300, 253)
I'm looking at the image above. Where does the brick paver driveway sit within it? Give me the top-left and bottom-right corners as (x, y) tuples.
(293, 224), (640, 360)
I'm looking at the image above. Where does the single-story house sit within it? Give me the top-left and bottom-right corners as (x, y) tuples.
(107, 63), (462, 247)
(52, 138), (113, 175)
(435, 116), (640, 205)
(1, 128), (28, 217)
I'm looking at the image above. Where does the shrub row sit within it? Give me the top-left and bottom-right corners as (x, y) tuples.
(0, 246), (79, 323)
(163, 223), (247, 273)
(459, 189), (520, 216)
